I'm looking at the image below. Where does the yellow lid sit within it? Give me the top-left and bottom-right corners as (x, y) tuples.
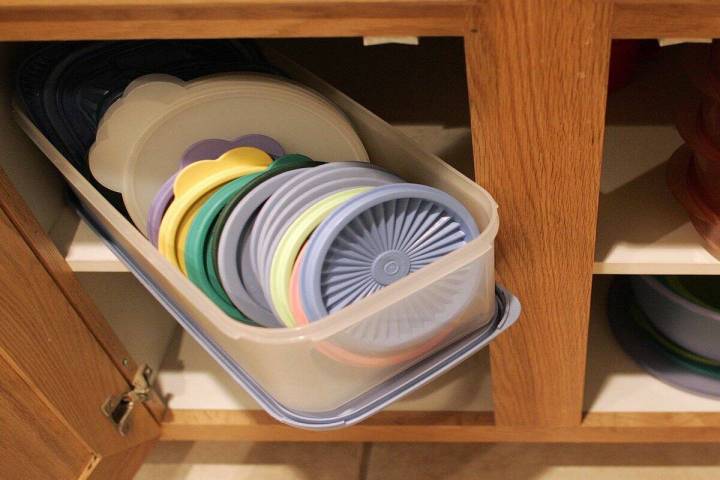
(159, 163), (266, 268)
(269, 187), (371, 327)
(173, 146), (272, 197)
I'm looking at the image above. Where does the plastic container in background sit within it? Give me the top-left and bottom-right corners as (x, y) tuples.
(631, 275), (720, 363)
(667, 144), (720, 256)
(609, 277), (720, 399)
(673, 42), (720, 255)
(13, 48), (519, 429)
(676, 103), (720, 212)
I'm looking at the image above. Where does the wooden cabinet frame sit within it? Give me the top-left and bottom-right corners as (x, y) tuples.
(0, 170), (160, 479)
(1, 1), (720, 462)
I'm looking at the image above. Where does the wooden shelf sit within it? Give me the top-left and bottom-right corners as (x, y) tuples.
(49, 207), (127, 272)
(161, 410), (720, 442)
(595, 45), (720, 275)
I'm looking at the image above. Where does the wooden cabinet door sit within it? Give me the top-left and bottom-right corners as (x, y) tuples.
(0, 169), (161, 479)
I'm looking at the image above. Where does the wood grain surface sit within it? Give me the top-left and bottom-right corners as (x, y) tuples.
(0, 170), (161, 478)
(162, 410), (720, 443)
(87, 440), (158, 480)
(464, 0), (612, 427)
(0, 170), (167, 422)
(0, 353), (93, 480)
(613, 1), (720, 38)
(0, 207), (159, 455)
(0, 1), (468, 39)
(0, 0), (718, 40)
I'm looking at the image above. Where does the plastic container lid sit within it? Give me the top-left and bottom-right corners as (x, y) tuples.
(184, 173), (264, 325)
(122, 78), (368, 233)
(212, 155), (320, 327)
(216, 169), (311, 327)
(289, 242), (455, 365)
(301, 184), (479, 318)
(181, 134), (285, 167)
(175, 189), (219, 274)
(298, 184), (479, 352)
(289, 243), (310, 326)
(15, 43), (79, 159)
(90, 75), (186, 191)
(146, 176), (177, 246)
(95, 73), (314, 197)
(158, 147), (271, 268)
(269, 187), (372, 327)
(253, 164), (402, 285)
(146, 134), (285, 246)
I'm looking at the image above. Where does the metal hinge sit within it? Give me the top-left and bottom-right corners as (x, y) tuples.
(101, 364), (152, 436)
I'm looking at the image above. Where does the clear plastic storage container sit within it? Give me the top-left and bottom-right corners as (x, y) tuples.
(14, 48), (519, 429)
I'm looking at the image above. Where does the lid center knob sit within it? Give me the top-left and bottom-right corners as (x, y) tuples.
(371, 250), (410, 286)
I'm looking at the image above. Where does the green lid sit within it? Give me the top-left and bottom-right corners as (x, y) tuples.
(204, 154), (322, 322)
(185, 172), (263, 325)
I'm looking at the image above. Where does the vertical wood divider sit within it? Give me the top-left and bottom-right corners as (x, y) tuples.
(464, 0), (613, 426)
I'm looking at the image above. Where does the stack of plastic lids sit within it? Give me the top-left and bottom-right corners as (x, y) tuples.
(82, 71), (483, 362)
(672, 41), (720, 257)
(15, 40), (282, 213)
(608, 276), (720, 398)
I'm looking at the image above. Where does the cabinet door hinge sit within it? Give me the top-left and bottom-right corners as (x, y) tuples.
(101, 364), (153, 436)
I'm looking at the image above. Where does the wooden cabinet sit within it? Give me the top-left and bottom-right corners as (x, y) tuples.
(1, 3), (720, 477)
(0, 171), (160, 479)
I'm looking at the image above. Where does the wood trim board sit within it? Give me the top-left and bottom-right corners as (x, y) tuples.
(0, 1), (469, 39)
(162, 410), (720, 443)
(465, 0), (612, 427)
(0, 0), (719, 41)
(613, 1), (720, 39)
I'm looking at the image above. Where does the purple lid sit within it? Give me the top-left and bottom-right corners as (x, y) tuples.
(146, 134), (285, 245)
(146, 173), (177, 246)
(181, 134), (286, 166)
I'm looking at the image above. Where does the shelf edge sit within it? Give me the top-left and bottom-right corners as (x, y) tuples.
(161, 410), (720, 442)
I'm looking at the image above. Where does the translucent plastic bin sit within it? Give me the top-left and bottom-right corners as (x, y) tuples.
(14, 48), (518, 429)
